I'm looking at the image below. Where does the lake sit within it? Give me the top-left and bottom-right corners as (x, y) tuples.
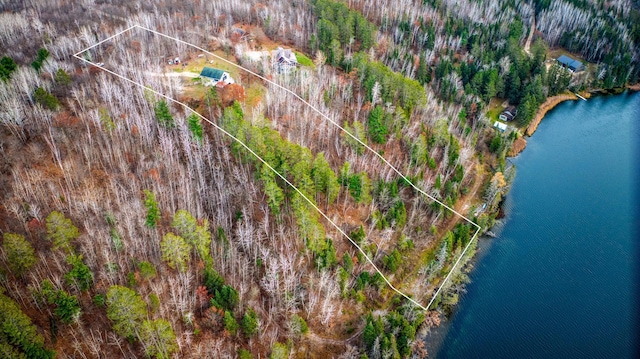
(435, 92), (640, 358)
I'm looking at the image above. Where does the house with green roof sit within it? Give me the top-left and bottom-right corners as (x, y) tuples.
(200, 67), (234, 87)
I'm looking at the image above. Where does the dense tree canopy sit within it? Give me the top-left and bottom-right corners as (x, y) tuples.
(2, 233), (36, 277)
(106, 285), (148, 340)
(160, 233), (191, 272)
(140, 319), (178, 359)
(310, 0), (375, 64)
(46, 211), (80, 251)
(0, 291), (55, 359)
(154, 100), (175, 128)
(144, 190), (160, 228)
(0, 56), (17, 81)
(172, 210), (211, 259)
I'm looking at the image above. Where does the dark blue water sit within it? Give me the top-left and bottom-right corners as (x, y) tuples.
(437, 92), (640, 359)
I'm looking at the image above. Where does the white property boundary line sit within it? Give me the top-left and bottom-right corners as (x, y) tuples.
(73, 25), (482, 311)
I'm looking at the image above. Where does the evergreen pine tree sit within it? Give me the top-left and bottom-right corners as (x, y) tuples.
(2, 233), (36, 276)
(143, 190), (160, 228)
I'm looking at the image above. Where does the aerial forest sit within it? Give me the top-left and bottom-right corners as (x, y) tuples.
(0, 0), (638, 358)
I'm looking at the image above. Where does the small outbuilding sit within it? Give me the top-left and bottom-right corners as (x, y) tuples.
(499, 106), (517, 122)
(556, 55), (584, 73)
(494, 121), (508, 132)
(200, 67), (234, 87)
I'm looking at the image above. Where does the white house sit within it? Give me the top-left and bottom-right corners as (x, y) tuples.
(200, 67), (234, 87)
(271, 47), (298, 74)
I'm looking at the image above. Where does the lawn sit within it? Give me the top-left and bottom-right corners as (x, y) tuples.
(245, 82), (265, 108)
(168, 52), (241, 81)
(295, 51), (315, 68)
(182, 82), (209, 100)
(486, 98), (506, 122)
(486, 106), (503, 122)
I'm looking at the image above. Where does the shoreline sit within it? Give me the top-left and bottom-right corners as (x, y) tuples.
(526, 83), (639, 137)
(525, 93), (579, 136)
(422, 84), (637, 354)
(627, 82), (640, 91)
(428, 89), (638, 358)
(424, 88), (597, 352)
